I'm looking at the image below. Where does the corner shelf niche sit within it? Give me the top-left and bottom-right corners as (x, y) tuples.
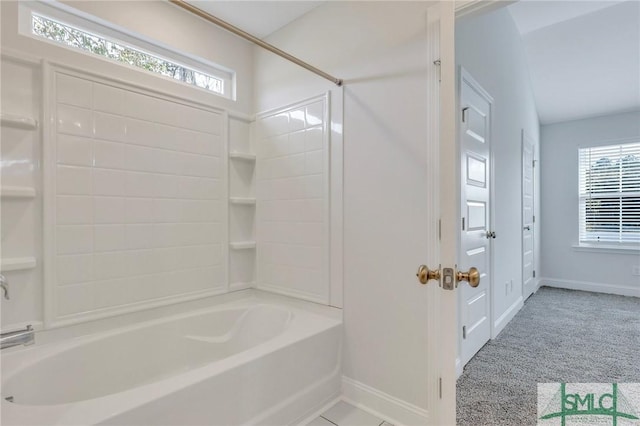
(229, 151), (256, 162)
(230, 197), (256, 205)
(1, 113), (38, 130)
(1, 186), (36, 199)
(229, 117), (256, 290)
(1, 257), (37, 272)
(229, 241), (256, 250)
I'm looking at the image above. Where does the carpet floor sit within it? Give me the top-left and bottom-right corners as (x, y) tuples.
(456, 286), (640, 425)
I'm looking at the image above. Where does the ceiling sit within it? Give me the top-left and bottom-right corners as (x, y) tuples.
(184, 1), (638, 125)
(187, 1), (324, 39)
(508, 0), (640, 124)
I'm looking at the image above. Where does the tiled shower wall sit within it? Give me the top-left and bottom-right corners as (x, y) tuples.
(256, 96), (329, 303)
(0, 55), (43, 329)
(48, 69), (226, 325)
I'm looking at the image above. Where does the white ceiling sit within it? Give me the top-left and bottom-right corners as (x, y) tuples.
(184, 1), (638, 125)
(187, 1), (324, 39)
(508, 0), (640, 124)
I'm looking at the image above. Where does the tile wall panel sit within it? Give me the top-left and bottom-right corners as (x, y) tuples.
(50, 71), (226, 323)
(256, 97), (329, 303)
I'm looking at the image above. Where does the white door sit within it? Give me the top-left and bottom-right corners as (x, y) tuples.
(421, 2), (462, 424)
(458, 69), (493, 367)
(423, 2), (497, 423)
(429, 2), (510, 423)
(522, 131), (536, 300)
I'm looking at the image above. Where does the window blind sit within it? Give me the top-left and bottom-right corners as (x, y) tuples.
(578, 142), (640, 245)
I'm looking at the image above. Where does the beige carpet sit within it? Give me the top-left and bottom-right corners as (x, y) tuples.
(457, 286), (640, 425)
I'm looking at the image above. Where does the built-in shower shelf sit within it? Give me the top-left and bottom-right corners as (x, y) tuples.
(229, 197), (256, 205)
(229, 152), (256, 162)
(229, 241), (256, 250)
(1, 257), (37, 272)
(1, 186), (36, 199)
(0, 114), (38, 130)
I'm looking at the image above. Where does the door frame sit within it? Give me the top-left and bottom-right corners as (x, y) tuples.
(521, 129), (538, 300)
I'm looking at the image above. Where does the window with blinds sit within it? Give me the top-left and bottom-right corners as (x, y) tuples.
(578, 142), (640, 246)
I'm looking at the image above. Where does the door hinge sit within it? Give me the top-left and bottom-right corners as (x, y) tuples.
(439, 377), (442, 399)
(533, 270), (536, 278)
(462, 325), (467, 339)
(533, 215), (536, 223)
(532, 159), (536, 168)
(434, 59), (441, 83)
(438, 219), (442, 241)
(462, 217), (465, 231)
(462, 107), (469, 123)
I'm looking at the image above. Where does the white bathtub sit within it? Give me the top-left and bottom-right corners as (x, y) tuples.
(1, 290), (342, 425)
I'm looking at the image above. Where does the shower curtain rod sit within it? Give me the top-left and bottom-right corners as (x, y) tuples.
(169, 0), (343, 87)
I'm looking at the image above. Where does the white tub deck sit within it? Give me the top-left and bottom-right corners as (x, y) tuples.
(1, 290), (342, 425)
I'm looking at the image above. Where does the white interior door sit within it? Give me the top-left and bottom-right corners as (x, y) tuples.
(458, 69), (493, 367)
(426, 2), (457, 424)
(522, 131), (536, 300)
(425, 2), (500, 423)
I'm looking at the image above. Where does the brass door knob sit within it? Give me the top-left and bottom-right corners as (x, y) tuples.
(417, 265), (440, 285)
(456, 267), (480, 288)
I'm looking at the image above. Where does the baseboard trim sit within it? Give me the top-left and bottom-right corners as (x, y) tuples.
(534, 278), (543, 293)
(492, 296), (523, 338)
(540, 278), (640, 298)
(341, 376), (429, 426)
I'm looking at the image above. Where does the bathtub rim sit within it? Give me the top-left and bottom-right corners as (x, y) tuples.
(1, 289), (340, 350)
(1, 302), (295, 388)
(1, 290), (342, 425)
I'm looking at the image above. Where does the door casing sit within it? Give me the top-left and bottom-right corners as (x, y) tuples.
(522, 130), (537, 300)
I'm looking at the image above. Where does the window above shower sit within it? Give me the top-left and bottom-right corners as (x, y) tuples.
(18, 1), (235, 99)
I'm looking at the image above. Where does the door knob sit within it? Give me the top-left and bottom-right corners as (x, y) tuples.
(456, 267), (480, 288)
(416, 265), (440, 285)
(523, 226), (531, 231)
(485, 231), (496, 239)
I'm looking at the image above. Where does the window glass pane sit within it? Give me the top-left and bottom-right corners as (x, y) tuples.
(32, 14), (224, 95)
(579, 142), (640, 244)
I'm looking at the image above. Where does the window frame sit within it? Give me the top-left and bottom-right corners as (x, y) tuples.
(18, 1), (235, 100)
(577, 139), (640, 250)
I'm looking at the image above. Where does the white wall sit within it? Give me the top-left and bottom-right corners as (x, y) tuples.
(59, 1), (254, 114)
(540, 110), (640, 296)
(2, 1), (254, 114)
(1, 0), (254, 330)
(254, 1), (438, 419)
(456, 8), (541, 334)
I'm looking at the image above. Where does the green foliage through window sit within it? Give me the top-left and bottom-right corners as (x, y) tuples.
(32, 14), (224, 94)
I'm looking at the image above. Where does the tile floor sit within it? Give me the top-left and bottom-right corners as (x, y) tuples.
(306, 401), (393, 426)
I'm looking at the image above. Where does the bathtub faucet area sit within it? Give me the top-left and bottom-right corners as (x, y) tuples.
(1, 326), (35, 350)
(1, 274), (8, 300)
